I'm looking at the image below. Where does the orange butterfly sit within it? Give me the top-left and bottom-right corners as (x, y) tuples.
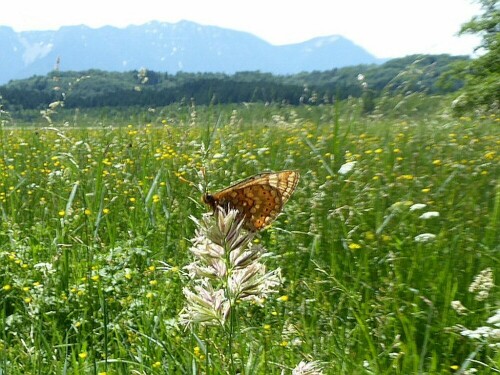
(203, 170), (300, 232)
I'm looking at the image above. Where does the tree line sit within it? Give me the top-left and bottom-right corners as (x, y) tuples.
(0, 54), (466, 110)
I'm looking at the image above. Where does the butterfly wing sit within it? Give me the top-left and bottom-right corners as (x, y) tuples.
(204, 170), (299, 231)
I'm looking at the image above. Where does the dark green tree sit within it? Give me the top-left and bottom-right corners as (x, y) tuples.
(451, 0), (499, 115)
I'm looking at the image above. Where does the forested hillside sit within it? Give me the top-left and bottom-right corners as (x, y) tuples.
(0, 54), (466, 110)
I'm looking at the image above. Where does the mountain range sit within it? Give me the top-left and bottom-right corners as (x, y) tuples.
(0, 20), (384, 84)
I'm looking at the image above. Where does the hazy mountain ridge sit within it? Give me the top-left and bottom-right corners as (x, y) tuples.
(0, 21), (384, 84)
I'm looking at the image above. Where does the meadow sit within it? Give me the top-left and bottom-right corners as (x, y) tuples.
(0, 101), (499, 374)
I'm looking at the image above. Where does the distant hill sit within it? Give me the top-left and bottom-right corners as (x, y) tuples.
(0, 20), (385, 84)
(0, 54), (467, 110)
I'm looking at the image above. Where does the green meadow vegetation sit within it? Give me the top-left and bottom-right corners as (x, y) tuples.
(0, 2), (499, 373)
(0, 97), (498, 374)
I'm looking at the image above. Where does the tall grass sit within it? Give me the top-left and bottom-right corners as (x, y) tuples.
(0, 102), (498, 374)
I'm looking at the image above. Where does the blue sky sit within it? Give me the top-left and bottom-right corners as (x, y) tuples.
(1, 0), (482, 58)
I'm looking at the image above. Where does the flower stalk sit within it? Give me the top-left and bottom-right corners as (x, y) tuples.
(180, 207), (282, 327)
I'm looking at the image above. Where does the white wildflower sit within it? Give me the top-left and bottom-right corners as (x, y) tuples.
(409, 203), (427, 211)
(179, 280), (230, 327)
(468, 268), (494, 301)
(48, 101), (63, 110)
(180, 207), (282, 328)
(338, 161), (356, 175)
(451, 300), (468, 315)
(414, 233), (436, 243)
(487, 310), (500, 326)
(460, 326), (500, 341)
(419, 211), (440, 219)
(229, 266), (282, 300)
(292, 360), (324, 375)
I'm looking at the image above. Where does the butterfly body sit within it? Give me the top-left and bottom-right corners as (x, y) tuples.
(203, 170), (299, 231)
